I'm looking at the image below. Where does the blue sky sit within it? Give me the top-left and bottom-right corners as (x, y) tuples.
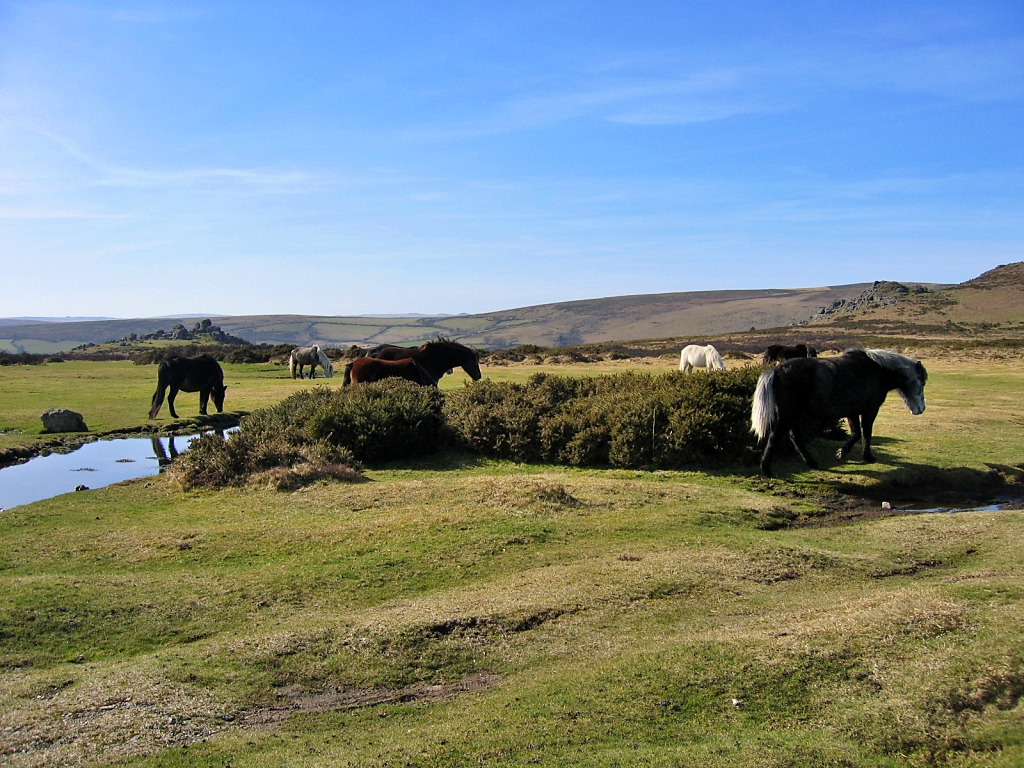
(1, 1), (1022, 317)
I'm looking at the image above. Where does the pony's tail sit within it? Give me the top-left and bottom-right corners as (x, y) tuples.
(343, 362), (353, 386)
(750, 368), (776, 442)
(148, 362), (168, 419)
(289, 353), (297, 379)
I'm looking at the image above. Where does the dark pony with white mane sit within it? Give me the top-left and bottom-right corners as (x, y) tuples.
(751, 348), (927, 477)
(148, 355), (227, 419)
(343, 338), (481, 387)
(762, 343), (817, 365)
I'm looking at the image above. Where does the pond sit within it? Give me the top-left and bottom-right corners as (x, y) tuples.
(0, 432), (227, 510)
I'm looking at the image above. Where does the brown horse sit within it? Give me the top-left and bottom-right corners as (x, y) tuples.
(346, 356), (436, 385)
(762, 343), (818, 365)
(343, 338), (481, 386)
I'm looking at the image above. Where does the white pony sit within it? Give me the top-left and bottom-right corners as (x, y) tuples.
(289, 345), (333, 379)
(679, 344), (725, 374)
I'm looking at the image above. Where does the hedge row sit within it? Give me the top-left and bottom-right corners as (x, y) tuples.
(174, 370), (799, 488)
(442, 369), (763, 468)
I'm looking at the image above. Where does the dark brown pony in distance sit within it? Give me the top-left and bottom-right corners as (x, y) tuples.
(762, 343), (818, 365)
(343, 338), (481, 386)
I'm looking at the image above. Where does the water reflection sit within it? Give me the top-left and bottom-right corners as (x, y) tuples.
(0, 430), (232, 510)
(150, 435), (181, 469)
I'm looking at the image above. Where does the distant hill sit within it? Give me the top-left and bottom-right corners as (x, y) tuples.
(812, 262), (1024, 336)
(0, 283), (879, 353)
(12, 263), (1014, 354)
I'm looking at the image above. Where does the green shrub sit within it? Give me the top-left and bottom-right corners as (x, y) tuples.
(444, 369), (765, 469)
(169, 430), (358, 490)
(170, 379), (444, 488)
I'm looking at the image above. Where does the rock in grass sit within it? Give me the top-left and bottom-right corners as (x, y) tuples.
(41, 408), (88, 433)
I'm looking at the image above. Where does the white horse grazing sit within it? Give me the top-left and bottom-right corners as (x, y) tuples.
(679, 344), (725, 374)
(289, 345), (333, 379)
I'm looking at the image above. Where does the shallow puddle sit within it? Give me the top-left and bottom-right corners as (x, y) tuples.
(0, 433), (225, 510)
(899, 502), (1009, 514)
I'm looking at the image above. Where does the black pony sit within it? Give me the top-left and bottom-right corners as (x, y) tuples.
(762, 343), (818, 365)
(750, 348), (927, 477)
(343, 338), (481, 386)
(148, 355), (227, 419)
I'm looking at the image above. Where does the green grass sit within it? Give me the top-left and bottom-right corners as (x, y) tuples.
(1, 357), (1024, 765)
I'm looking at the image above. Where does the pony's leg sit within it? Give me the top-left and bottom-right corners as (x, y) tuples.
(199, 388), (210, 416)
(759, 418), (791, 477)
(787, 424), (819, 470)
(836, 415), (862, 459)
(167, 387), (180, 419)
(860, 408), (880, 462)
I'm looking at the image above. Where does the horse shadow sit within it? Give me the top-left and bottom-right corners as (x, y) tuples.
(775, 439), (1023, 505)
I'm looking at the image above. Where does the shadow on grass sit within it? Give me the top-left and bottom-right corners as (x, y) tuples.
(740, 435), (1024, 509)
(365, 449), (493, 474)
(831, 460), (1024, 503)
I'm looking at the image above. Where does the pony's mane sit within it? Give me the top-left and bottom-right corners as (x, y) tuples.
(424, 336), (475, 354)
(863, 348), (922, 381)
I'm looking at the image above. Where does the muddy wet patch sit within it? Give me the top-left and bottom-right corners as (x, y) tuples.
(240, 672), (500, 729)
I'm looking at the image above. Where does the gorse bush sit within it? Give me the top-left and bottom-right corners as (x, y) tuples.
(170, 430), (358, 489)
(443, 369), (765, 469)
(173, 369), (837, 486)
(275, 379), (445, 463)
(171, 379), (443, 488)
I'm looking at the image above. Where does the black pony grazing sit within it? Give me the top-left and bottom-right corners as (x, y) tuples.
(343, 338), (481, 386)
(762, 343), (818, 365)
(148, 355), (227, 419)
(750, 348), (927, 477)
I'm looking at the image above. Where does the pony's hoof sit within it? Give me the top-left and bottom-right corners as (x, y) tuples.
(760, 466), (773, 478)
(863, 454), (876, 464)
(835, 449), (846, 460)
(805, 460), (819, 470)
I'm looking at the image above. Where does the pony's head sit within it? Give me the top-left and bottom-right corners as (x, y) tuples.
(212, 383), (227, 413)
(866, 349), (927, 415)
(462, 348), (482, 380)
(318, 348), (334, 378)
(427, 338), (481, 380)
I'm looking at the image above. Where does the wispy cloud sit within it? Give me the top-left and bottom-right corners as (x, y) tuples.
(12, 126), (334, 192)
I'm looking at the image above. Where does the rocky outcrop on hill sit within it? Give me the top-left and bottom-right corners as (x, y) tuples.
(811, 281), (930, 321)
(125, 319), (250, 346)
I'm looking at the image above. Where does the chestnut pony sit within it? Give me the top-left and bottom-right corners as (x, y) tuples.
(343, 338), (481, 387)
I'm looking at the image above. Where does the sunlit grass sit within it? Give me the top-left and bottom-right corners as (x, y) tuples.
(1, 355), (1024, 765)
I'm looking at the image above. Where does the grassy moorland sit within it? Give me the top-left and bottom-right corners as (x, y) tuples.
(1, 355), (1023, 766)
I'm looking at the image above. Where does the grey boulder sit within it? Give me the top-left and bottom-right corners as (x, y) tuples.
(41, 408), (88, 433)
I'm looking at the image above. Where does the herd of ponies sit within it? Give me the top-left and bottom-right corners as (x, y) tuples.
(147, 338), (928, 478)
